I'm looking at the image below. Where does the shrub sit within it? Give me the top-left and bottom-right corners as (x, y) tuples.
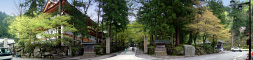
(18, 39), (26, 47)
(138, 44), (144, 51)
(148, 45), (155, 54)
(72, 46), (81, 56)
(195, 46), (206, 55)
(95, 45), (106, 55)
(172, 46), (184, 55)
(203, 44), (213, 54)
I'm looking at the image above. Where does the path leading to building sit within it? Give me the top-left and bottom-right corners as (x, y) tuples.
(13, 47), (159, 60)
(101, 47), (150, 60)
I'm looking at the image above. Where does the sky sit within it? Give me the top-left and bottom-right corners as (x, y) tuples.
(0, 0), (242, 21)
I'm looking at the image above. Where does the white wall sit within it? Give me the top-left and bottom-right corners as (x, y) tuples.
(0, 38), (15, 44)
(0, 38), (15, 48)
(36, 28), (58, 40)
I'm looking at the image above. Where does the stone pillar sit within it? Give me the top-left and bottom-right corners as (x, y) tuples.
(144, 36), (147, 53)
(61, 25), (64, 46)
(106, 37), (110, 54)
(4, 38), (8, 48)
(61, 25), (64, 39)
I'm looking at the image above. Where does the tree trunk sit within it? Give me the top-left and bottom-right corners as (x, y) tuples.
(203, 33), (206, 44)
(194, 34), (197, 47)
(109, 20), (112, 39)
(84, 0), (91, 14)
(231, 23), (234, 48)
(175, 27), (179, 46)
(188, 31), (193, 45)
(59, 0), (62, 46)
(100, 0), (105, 45)
(180, 32), (184, 44)
(212, 35), (215, 53)
(151, 34), (153, 43)
(171, 32), (174, 48)
(96, 2), (101, 43)
(154, 23), (157, 40)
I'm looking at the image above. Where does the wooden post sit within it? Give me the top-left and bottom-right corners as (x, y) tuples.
(144, 36), (148, 53)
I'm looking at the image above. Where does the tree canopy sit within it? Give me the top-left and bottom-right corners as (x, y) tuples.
(8, 13), (76, 42)
(0, 11), (12, 38)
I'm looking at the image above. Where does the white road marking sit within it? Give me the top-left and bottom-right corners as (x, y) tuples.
(238, 54), (243, 57)
(234, 53), (245, 60)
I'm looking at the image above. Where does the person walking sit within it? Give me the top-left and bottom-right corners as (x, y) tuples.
(125, 48), (127, 54)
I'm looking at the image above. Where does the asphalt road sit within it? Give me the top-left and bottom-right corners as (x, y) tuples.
(11, 51), (249, 60)
(169, 51), (248, 60)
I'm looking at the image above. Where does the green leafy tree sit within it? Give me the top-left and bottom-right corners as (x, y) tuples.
(207, 0), (227, 25)
(99, 0), (129, 38)
(8, 13), (76, 44)
(0, 11), (13, 38)
(187, 7), (231, 47)
(137, 0), (195, 46)
(23, 0), (46, 17)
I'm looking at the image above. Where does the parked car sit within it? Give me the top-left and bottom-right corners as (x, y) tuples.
(231, 47), (242, 52)
(0, 47), (12, 60)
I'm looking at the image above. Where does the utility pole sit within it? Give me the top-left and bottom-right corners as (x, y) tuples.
(230, 1), (251, 59)
(232, 16), (234, 48)
(249, 0), (251, 59)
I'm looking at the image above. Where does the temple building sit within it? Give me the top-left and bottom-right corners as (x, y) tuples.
(38, 0), (103, 56)
(40, 0), (103, 44)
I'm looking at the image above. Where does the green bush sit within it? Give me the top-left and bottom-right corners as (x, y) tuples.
(95, 45), (106, 55)
(203, 44), (213, 54)
(72, 46), (81, 56)
(195, 47), (206, 55)
(24, 43), (32, 53)
(172, 46), (184, 55)
(138, 44), (144, 51)
(51, 39), (61, 47)
(18, 39), (26, 47)
(148, 45), (155, 54)
(110, 43), (127, 53)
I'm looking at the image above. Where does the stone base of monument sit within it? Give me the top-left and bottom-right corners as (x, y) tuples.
(155, 45), (167, 56)
(183, 45), (195, 57)
(83, 52), (96, 57)
(83, 45), (96, 57)
(155, 51), (167, 56)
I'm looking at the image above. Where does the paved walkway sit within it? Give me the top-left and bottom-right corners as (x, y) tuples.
(12, 47), (158, 60)
(101, 47), (149, 60)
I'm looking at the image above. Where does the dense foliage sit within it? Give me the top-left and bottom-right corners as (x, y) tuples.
(0, 11), (12, 38)
(4, 0), (252, 56)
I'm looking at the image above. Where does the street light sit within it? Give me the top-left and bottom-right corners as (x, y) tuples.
(103, 31), (108, 34)
(238, 5), (242, 11)
(230, 0), (251, 60)
(230, 0), (236, 49)
(230, 0), (235, 4)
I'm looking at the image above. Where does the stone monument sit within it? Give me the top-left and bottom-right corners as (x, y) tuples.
(4, 38), (8, 48)
(183, 45), (195, 57)
(106, 37), (110, 54)
(153, 40), (168, 56)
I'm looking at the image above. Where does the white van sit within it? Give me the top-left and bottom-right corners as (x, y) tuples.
(0, 47), (12, 60)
